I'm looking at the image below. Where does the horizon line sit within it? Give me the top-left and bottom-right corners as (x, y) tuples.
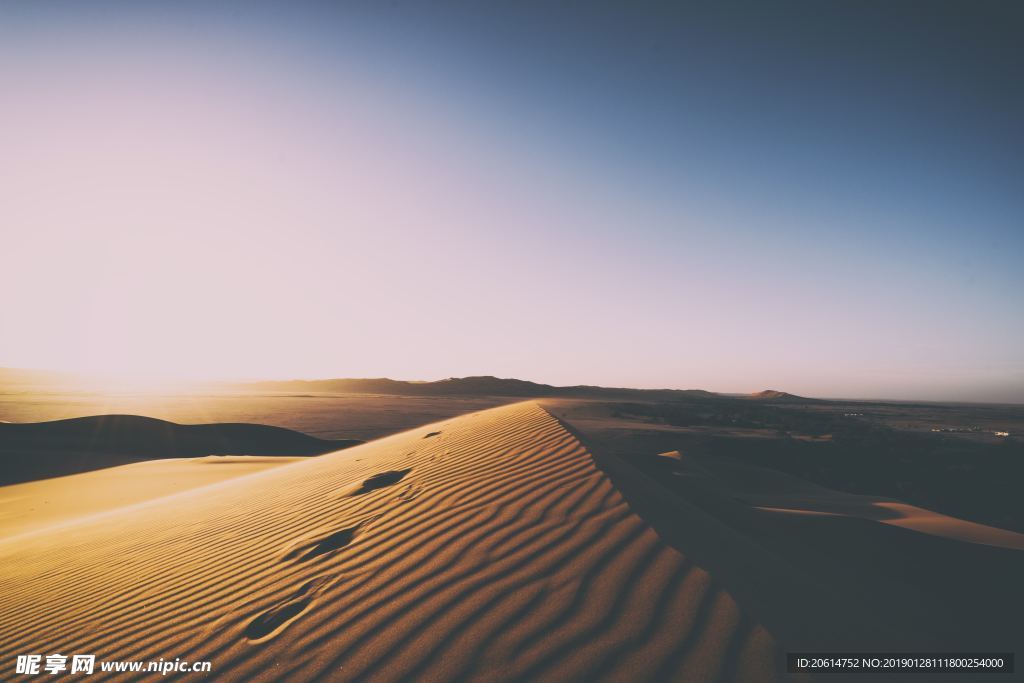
(1, 365), (1022, 407)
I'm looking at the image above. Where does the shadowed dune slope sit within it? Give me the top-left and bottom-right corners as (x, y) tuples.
(0, 402), (782, 682)
(0, 415), (362, 485)
(542, 398), (1024, 658)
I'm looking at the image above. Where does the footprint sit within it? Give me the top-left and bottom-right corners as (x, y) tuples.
(423, 431), (442, 439)
(245, 598), (311, 641)
(245, 577), (329, 642)
(284, 522), (370, 562)
(396, 482), (421, 502)
(351, 469), (411, 495)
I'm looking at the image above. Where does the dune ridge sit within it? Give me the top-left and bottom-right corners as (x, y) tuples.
(0, 402), (779, 682)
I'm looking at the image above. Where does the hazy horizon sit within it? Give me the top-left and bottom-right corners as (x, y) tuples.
(2, 1), (1022, 403)
(4, 364), (1024, 407)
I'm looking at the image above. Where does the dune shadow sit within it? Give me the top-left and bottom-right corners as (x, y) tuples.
(544, 406), (1024, 654)
(0, 415), (363, 485)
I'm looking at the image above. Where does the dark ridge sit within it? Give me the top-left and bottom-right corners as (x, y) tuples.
(747, 390), (818, 403)
(0, 367), (800, 402)
(0, 415), (362, 486)
(241, 375), (722, 400)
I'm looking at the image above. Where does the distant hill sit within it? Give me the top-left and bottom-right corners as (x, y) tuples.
(1, 366), (804, 403)
(747, 389), (817, 402)
(246, 375), (556, 397)
(245, 375), (720, 400)
(0, 415), (361, 485)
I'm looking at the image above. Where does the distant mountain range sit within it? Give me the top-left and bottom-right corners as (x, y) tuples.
(242, 375), (722, 400)
(0, 367), (815, 403)
(746, 389), (817, 403)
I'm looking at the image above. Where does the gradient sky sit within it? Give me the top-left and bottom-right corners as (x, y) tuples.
(1, 1), (1022, 402)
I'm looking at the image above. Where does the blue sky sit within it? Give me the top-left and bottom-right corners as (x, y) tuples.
(1, 1), (1021, 401)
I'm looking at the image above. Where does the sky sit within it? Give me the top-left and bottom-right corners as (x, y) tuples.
(1, 1), (1022, 402)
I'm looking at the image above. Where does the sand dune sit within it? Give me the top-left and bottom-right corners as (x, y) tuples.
(0, 402), (781, 682)
(655, 450), (1024, 550)
(0, 415), (360, 485)
(753, 495), (1024, 550)
(544, 398), (1024, 654)
(0, 456), (303, 539)
(5, 400), (1020, 681)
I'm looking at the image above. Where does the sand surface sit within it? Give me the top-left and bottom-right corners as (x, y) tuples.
(0, 402), (781, 682)
(543, 399), (1024, 656)
(0, 456), (302, 539)
(4, 400), (1022, 681)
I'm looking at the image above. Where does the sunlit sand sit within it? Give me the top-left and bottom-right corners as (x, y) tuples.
(2, 399), (1021, 681)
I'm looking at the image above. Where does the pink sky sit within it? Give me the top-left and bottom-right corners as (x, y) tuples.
(1, 5), (1021, 403)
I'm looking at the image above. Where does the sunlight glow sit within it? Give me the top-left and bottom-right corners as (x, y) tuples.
(1, 3), (1021, 402)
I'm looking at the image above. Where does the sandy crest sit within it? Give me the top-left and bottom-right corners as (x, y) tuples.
(0, 401), (781, 682)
